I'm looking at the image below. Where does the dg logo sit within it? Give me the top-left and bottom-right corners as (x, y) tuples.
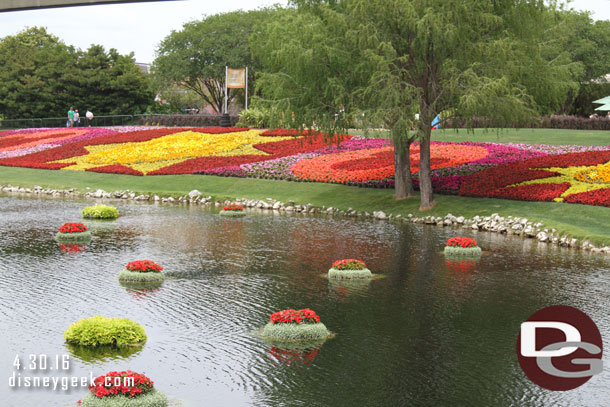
(516, 305), (603, 391)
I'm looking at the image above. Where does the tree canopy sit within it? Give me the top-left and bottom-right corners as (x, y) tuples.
(0, 27), (152, 119)
(152, 8), (279, 114)
(253, 0), (581, 209)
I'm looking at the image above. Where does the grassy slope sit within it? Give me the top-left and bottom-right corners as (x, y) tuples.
(2, 165), (610, 245)
(352, 128), (610, 146)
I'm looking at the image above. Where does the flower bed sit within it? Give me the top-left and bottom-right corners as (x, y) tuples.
(219, 204), (246, 217)
(328, 259), (372, 279)
(444, 237), (482, 256)
(64, 316), (146, 347)
(459, 150), (610, 206)
(118, 260), (164, 283)
(55, 222), (91, 242)
(80, 370), (167, 407)
(82, 204), (119, 219)
(263, 309), (331, 341)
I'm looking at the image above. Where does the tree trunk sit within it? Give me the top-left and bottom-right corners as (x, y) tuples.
(393, 138), (416, 199)
(419, 130), (436, 210)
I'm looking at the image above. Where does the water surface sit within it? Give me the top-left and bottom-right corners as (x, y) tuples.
(1, 194), (609, 407)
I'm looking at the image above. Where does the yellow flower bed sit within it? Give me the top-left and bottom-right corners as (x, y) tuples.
(52, 130), (295, 174)
(574, 163), (610, 184)
(513, 165), (610, 202)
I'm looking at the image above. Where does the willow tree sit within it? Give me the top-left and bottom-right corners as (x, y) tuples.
(254, 0), (577, 209)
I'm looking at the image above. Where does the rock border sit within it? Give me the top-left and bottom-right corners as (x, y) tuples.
(2, 184), (610, 254)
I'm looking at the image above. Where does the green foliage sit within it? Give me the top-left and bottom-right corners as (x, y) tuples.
(0, 27), (153, 119)
(236, 106), (273, 128)
(82, 204), (119, 219)
(66, 343), (142, 363)
(263, 322), (331, 341)
(443, 246), (482, 256)
(55, 230), (92, 242)
(64, 316), (147, 347)
(254, 1), (580, 207)
(81, 389), (168, 407)
(328, 268), (372, 279)
(328, 267), (371, 279)
(219, 210), (246, 217)
(153, 8), (279, 114)
(118, 269), (165, 283)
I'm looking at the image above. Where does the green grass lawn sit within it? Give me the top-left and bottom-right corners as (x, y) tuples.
(2, 166), (610, 245)
(350, 128), (610, 146)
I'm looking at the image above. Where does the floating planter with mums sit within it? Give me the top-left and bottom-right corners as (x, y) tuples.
(118, 260), (165, 283)
(219, 203), (246, 217)
(263, 308), (331, 341)
(55, 222), (91, 242)
(82, 204), (119, 220)
(444, 237), (482, 256)
(64, 316), (146, 347)
(80, 370), (168, 407)
(328, 259), (372, 279)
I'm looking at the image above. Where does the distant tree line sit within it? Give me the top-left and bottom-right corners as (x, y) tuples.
(0, 27), (152, 120)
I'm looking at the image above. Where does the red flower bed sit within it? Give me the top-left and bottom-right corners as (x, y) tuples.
(223, 204), (244, 211)
(89, 370), (154, 399)
(0, 128), (181, 170)
(331, 259), (367, 270)
(254, 133), (351, 155)
(149, 155), (267, 175)
(446, 237), (478, 248)
(270, 308), (321, 324)
(126, 260), (163, 273)
(460, 151), (610, 202)
(59, 222), (87, 234)
(86, 165), (144, 176)
(563, 188), (610, 207)
(496, 183), (571, 202)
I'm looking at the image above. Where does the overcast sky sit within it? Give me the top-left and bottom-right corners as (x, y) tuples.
(0, 0), (607, 64)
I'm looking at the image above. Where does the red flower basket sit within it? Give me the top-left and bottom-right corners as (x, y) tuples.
(445, 237), (478, 248)
(58, 222), (88, 234)
(222, 204), (244, 211)
(125, 260), (163, 273)
(88, 370), (153, 399)
(270, 308), (320, 324)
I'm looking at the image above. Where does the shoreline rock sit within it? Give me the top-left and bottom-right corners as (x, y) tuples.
(0, 184), (606, 255)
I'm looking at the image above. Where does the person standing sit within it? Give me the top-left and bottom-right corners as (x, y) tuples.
(67, 107), (75, 127)
(86, 109), (94, 126)
(73, 109), (80, 127)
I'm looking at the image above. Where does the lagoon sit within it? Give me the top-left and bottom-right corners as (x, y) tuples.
(1, 194), (609, 406)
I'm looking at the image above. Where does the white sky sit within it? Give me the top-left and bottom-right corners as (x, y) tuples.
(0, 0), (607, 64)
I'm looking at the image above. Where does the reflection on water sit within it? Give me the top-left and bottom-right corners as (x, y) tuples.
(1, 194), (610, 406)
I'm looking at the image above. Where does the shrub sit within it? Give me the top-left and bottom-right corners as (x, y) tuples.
(82, 204), (119, 220)
(136, 113), (239, 127)
(64, 316), (146, 347)
(263, 309), (331, 341)
(236, 107), (273, 128)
